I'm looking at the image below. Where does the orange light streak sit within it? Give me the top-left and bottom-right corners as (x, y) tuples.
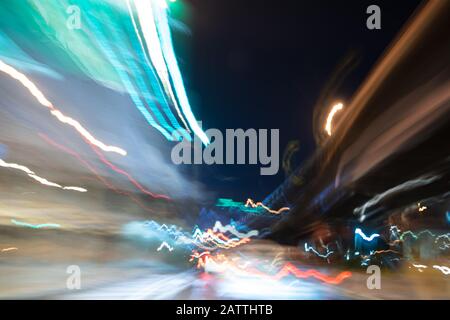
(245, 198), (290, 215)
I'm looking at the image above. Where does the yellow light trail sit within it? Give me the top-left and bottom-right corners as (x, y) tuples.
(0, 158), (87, 192)
(325, 102), (344, 136)
(1, 247), (18, 252)
(245, 198), (290, 215)
(0, 59), (127, 156)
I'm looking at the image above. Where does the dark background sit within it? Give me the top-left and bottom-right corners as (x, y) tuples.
(174, 0), (422, 203)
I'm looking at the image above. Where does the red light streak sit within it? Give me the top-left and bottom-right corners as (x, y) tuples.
(82, 136), (170, 200)
(39, 133), (157, 213)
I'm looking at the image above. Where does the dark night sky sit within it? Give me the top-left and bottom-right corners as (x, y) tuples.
(173, 0), (422, 203)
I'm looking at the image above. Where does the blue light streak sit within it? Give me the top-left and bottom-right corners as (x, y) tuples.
(355, 228), (380, 242)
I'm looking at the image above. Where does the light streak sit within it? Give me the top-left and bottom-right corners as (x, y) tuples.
(151, 0), (210, 145)
(268, 263), (352, 285)
(62, 186), (88, 192)
(176, 237), (217, 251)
(355, 228), (380, 242)
(175, 225), (252, 251)
(158, 224), (180, 234)
(82, 135), (170, 200)
(325, 102), (343, 136)
(190, 251), (242, 272)
(345, 249), (351, 261)
(270, 253), (284, 269)
(216, 198), (264, 214)
(131, 0), (209, 145)
(189, 251), (215, 269)
(389, 225), (401, 239)
(0, 60), (52, 107)
(0, 158), (33, 174)
(39, 133), (157, 214)
(122, 3), (190, 141)
(157, 241), (174, 252)
(1, 247), (18, 252)
(418, 203), (427, 212)
(389, 226), (450, 251)
(189, 250), (211, 262)
(212, 221), (259, 238)
(191, 252), (352, 285)
(0, 59), (127, 156)
(399, 229), (450, 250)
(410, 263), (450, 275)
(358, 249), (400, 266)
(133, 220), (254, 252)
(369, 249), (399, 255)
(217, 198), (288, 215)
(304, 243), (334, 259)
(133, 0), (178, 113)
(11, 219), (60, 229)
(87, 13), (177, 142)
(244, 198), (290, 215)
(27, 174), (64, 188)
(191, 228), (250, 249)
(354, 175), (439, 221)
(0, 158), (87, 192)
(433, 265), (450, 275)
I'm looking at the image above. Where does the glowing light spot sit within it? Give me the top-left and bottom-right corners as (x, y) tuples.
(418, 203), (427, 212)
(325, 102), (344, 136)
